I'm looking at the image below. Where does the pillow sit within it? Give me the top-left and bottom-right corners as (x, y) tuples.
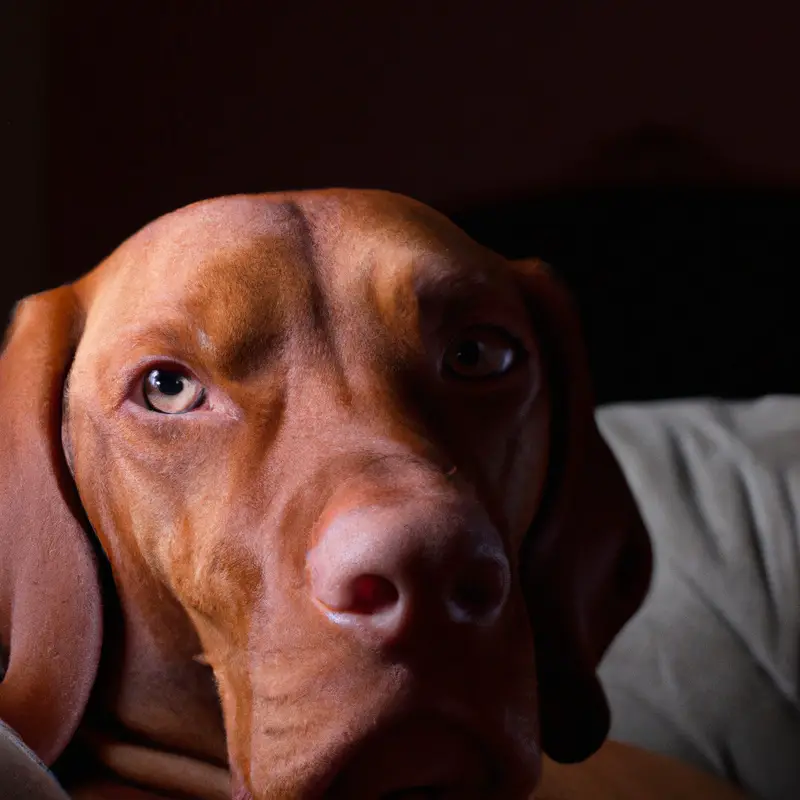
(598, 397), (800, 800)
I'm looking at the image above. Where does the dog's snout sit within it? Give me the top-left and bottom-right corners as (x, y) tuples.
(306, 500), (510, 643)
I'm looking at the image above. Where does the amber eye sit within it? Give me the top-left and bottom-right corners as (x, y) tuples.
(143, 369), (205, 414)
(442, 326), (521, 380)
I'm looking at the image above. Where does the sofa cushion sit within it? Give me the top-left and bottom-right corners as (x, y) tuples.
(598, 396), (800, 800)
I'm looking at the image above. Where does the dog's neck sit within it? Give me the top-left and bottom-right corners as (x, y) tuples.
(69, 548), (231, 798)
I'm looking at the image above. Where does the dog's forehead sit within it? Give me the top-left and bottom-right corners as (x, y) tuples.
(78, 191), (505, 366)
(100, 192), (453, 284)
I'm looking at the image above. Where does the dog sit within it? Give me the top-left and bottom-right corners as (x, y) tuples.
(0, 190), (742, 799)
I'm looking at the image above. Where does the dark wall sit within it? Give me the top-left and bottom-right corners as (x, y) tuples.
(1, 1), (46, 317)
(45, 2), (800, 282)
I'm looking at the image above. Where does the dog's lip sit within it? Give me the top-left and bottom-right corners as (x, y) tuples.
(324, 714), (491, 799)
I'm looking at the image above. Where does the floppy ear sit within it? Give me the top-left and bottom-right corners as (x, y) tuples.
(512, 259), (652, 764)
(0, 287), (103, 765)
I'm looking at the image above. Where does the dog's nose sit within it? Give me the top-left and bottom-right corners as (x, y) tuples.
(306, 499), (510, 643)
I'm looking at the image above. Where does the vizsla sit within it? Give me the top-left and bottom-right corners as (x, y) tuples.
(0, 190), (744, 799)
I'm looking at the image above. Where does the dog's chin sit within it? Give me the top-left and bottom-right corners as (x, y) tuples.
(327, 718), (486, 799)
(231, 712), (537, 800)
(321, 715), (536, 800)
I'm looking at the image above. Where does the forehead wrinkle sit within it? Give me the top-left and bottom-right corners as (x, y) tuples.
(267, 200), (361, 402)
(281, 200), (334, 342)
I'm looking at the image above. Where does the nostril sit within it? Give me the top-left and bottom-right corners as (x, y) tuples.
(349, 574), (400, 614)
(448, 558), (509, 623)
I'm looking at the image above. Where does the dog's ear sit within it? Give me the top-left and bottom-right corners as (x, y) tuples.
(511, 259), (652, 764)
(0, 287), (103, 765)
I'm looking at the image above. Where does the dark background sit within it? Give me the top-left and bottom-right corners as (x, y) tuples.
(3, 1), (798, 403)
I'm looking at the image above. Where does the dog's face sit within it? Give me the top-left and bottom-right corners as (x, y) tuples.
(0, 190), (651, 799)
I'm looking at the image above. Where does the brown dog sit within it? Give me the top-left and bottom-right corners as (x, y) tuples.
(0, 190), (738, 799)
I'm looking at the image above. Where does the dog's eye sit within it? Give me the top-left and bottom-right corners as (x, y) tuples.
(143, 369), (205, 414)
(442, 326), (520, 380)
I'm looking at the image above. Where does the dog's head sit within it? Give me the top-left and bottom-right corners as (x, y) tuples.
(0, 191), (651, 798)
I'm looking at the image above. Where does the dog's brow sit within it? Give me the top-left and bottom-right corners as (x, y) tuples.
(114, 320), (196, 354)
(413, 266), (495, 299)
(412, 267), (518, 321)
(111, 317), (282, 382)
